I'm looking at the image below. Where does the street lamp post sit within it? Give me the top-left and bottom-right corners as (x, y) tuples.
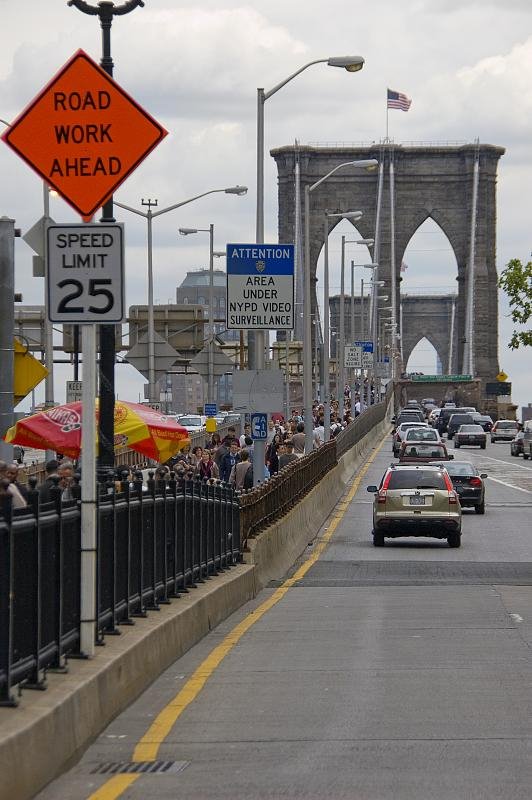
(114, 186), (246, 403)
(323, 218), (362, 440)
(178, 225), (217, 404)
(256, 56), (365, 459)
(303, 159), (377, 453)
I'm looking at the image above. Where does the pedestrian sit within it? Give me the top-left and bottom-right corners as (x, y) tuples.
(220, 441), (241, 483)
(228, 449), (252, 489)
(239, 423), (251, 447)
(313, 417), (325, 448)
(4, 462), (29, 501)
(196, 449), (219, 480)
(190, 445), (203, 467)
(266, 433), (282, 475)
(38, 458), (60, 504)
(0, 461), (27, 508)
(278, 440), (299, 469)
(292, 422), (306, 457)
(221, 426), (239, 447)
(205, 430), (222, 451)
(58, 460), (75, 501)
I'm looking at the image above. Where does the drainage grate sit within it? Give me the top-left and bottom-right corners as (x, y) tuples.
(91, 760), (189, 775)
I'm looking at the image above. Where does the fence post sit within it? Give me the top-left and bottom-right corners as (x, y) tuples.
(0, 492), (17, 706)
(132, 471), (147, 618)
(120, 474), (135, 625)
(49, 480), (68, 671)
(24, 478), (46, 690)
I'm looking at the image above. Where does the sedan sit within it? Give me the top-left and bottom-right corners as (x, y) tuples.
(429, 460), (487, 514)
(471, 413), (493, 432)
(392, 422), (430, 456)
(454, 424), (487, 449)
(398, 441), (453, 464)
(510, 431), (528, 459)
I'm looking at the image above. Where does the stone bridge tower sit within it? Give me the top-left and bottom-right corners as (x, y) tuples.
(271, 143), (504, 380)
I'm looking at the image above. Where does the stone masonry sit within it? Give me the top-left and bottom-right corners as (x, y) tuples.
(271, 144), (505, 380)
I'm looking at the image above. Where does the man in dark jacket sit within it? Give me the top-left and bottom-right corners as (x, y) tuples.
(38, 459), (59, 504)
(220, 442), (241, 482)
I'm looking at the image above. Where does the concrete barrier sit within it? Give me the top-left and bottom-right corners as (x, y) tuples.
(245, 414), (391, 589)
(0, 408), (391, 800)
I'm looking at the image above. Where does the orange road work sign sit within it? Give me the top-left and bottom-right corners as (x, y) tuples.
(1, 49), (167, 218)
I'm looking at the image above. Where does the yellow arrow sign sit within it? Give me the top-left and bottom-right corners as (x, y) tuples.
(496, 371), (508, 382)
(14, 338), (49, 405)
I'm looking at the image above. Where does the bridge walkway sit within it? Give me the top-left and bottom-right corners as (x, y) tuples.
(38, 434), (532, 800)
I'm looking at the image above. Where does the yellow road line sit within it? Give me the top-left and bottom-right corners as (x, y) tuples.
(88, 434), (387, 799)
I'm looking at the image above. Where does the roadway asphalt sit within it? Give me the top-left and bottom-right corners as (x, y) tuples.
(37, 435), (532, 800)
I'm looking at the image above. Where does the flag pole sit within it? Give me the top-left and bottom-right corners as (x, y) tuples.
(385, 89), (389, 141)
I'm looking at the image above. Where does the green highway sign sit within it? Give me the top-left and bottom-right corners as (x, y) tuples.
(409, 374), (473, 383)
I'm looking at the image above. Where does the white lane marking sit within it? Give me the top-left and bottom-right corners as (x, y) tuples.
(486, 476), (532, 495)
(447, 447), (532, 472)
(510, 613), (524, 623)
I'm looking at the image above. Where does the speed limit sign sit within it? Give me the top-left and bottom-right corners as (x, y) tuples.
(46, 224), (124, 323)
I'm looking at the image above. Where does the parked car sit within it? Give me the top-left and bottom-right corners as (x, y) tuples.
(398, 441), (453, 464)
(454, 424), (487, 449)
(471, 413), (493, 432)
(366, 464), (462, 547)
(429, 459), (487, 514)
(491, 420), (519, 443)
(392, 422), (430, 456)
(510, 431), (527, 458)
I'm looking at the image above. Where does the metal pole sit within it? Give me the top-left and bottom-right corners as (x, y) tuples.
(0, 217), (14, 461)
(350, 260), (355, 341)
(42, 185), (55, 415)
(448, 296), (456, 374)
(338, 235), (346, 415)
(323, 215), (330, 442)
(80, 324), (97, 657)
(370, 159), (385, 403)
(389, 154), (397, 380)
(251, 88), (267, 483)
(147, 210), (156, 402)
(208, 223), (215, 404)
(304, 186), (313, 454)
(294, 144), (304, 341)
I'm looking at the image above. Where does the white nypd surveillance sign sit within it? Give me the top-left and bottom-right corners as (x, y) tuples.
(226, 243), (294, 330)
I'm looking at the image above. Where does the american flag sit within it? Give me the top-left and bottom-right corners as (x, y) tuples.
(387, 89), (412, 112)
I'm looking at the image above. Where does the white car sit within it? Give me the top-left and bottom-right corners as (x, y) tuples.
(392, 421), (430, 456)
(404, 427), (441, 444)
(177, 414), (206, 433)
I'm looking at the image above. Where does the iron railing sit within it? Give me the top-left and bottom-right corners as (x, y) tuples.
(0, 473), (239, 706)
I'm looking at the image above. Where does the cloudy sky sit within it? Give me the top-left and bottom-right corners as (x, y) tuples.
(1, 0), (531, 414)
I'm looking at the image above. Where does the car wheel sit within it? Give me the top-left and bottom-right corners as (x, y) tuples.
(475, 502), (485, 515)
(373, 531), (385, 547)
(455, 442), (460, 448)
(524, 454), (530, 461)
(447, 533), (461, 548)
(481, 444), (486, 450)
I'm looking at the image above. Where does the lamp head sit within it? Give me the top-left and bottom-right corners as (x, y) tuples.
(179, 228), (198, 235)
(224, 185), (248, 195)
(356, 238), (374, 246)
(327, 56), (364, 72)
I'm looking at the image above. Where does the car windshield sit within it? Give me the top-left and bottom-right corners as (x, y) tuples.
(399, 422), (428, 431)
(405, 429), (437, 440)
(179, 416), (202, 426)
(388, 469), (447, 490)
(498, 421), (517, 429)
(459, 425), (484, 433)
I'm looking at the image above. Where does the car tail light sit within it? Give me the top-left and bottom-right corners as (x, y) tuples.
(469, 477), (482, 487)
(378, 471), (392, 504)
(443, 472), (459, 504)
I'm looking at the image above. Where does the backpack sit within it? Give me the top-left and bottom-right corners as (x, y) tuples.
(243, 464), (254, 490)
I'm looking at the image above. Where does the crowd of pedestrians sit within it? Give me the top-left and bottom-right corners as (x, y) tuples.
(1, 384), (375, 505)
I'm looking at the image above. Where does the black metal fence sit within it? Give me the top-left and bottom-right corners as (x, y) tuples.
(0, 473), (240, 706)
